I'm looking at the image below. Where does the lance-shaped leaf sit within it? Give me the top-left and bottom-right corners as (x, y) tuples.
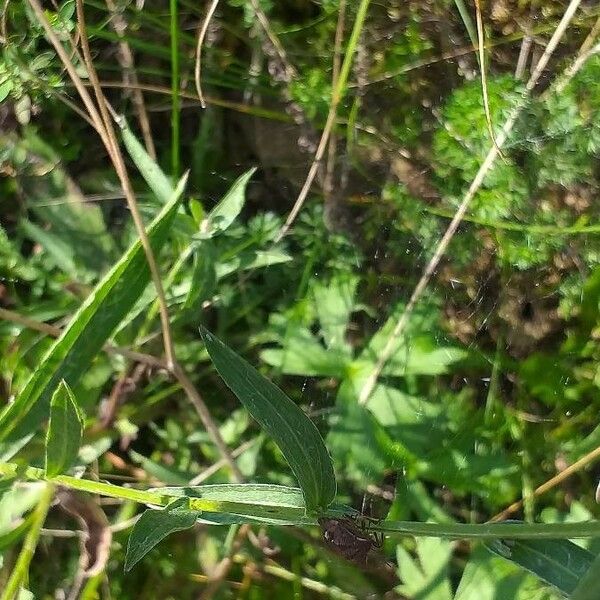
(199, 327), (336, 513)
(0, 175), (187, 448)
(197, 168), (255, 238)
(45, 381), (84, 477)
(125, 497), (200, 572)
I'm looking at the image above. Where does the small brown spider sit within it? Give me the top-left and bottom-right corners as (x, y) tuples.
(318, 515), (383, 565)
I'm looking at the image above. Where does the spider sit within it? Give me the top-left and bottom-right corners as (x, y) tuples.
(318, 515), (384, 565)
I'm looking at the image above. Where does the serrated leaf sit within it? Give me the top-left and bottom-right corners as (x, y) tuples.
(198, 168), (255, 238)
(45, 380), (84, 477)
(0, 175), (187, 449)
(124, 497), (200, 572)
(486, 537), (594, 596)
(199, 327), (336, 513)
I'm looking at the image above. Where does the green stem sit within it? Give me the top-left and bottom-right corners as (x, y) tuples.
(170, 0), (180, 178)
(0, 463), (166, 507)
(377, 519), (600, 539)
(3, 463), (600, 540)
(332, 0), (371, 105)
(0, 483), (55, 600)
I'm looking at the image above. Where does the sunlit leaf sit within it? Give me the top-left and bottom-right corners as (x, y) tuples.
(200, 327), (336, 513)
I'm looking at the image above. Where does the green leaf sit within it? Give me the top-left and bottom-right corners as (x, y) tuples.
(486, 537), (594, 596)
(184, 241), (216, 309)
(151, 483), (310, 524)
(124, 497), (200, 572)
(44, 380), (84, 477)
(216, 248), (292, 278)
(396, 537), (454, 600)
(0, 175), (187, 449)
(199, 327), (336, 513)
(260, 326), (349, 378)
(455, 545), (545, 600)
(119, 117), (174, 205)
(312, 273), (357, 352)
(198, 168), (255, 238)
(572, 550), (600, 600)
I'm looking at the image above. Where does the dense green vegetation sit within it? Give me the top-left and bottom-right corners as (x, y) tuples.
(2, 0), (600, 598)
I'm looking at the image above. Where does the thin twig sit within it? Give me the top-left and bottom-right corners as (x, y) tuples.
(490, 444), (600, 522)
(74, 0), (176, 368)
(275, 0), (372, 242)
(0, 307), (166, 369)
(324, 0), (347, 198)
(475, 0), (504, 159)
(552, 13), (600, 93)
(194, 0), (220, 108)
(357, 0), (584, 405)
(105, 0), (156, 159)
(188, 438), (259, 485)
(172, 364), (243, 482)
(248, 0), (296, 80)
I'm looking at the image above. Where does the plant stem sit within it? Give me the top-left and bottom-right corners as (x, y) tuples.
(0, 483), (55, 600)
(3, 462), (600, 540)
(170, 0), (180, 178)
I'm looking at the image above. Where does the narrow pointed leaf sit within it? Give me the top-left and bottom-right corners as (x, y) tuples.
(198, 168), (255, 238)
(124, 497), (200, 572)
(0, 176), (187, 448)
(119, 117), (174, 204)
(199, 327), (336, 513)
(45, 380), (84, 477)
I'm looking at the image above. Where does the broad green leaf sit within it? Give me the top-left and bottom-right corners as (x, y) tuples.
(119, 117), (174, 205)
(487, 537), (594, 596)
(124, 497), (200, 572)
(572, 550), (600, 600)
(260, 327), (349, 378)
(184, 241), (216, 309)
(198, 168), (255, 238)
(45, 381), (84, 477)
(358, 303), (466, 377)
(0, 176), (187, 448)
(455, 545), (550, 600)
(199, 327), (336, 513)
(312, 273), (358, 353)
(396, 537), (454, 600)
(216, 248), (292, 278)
